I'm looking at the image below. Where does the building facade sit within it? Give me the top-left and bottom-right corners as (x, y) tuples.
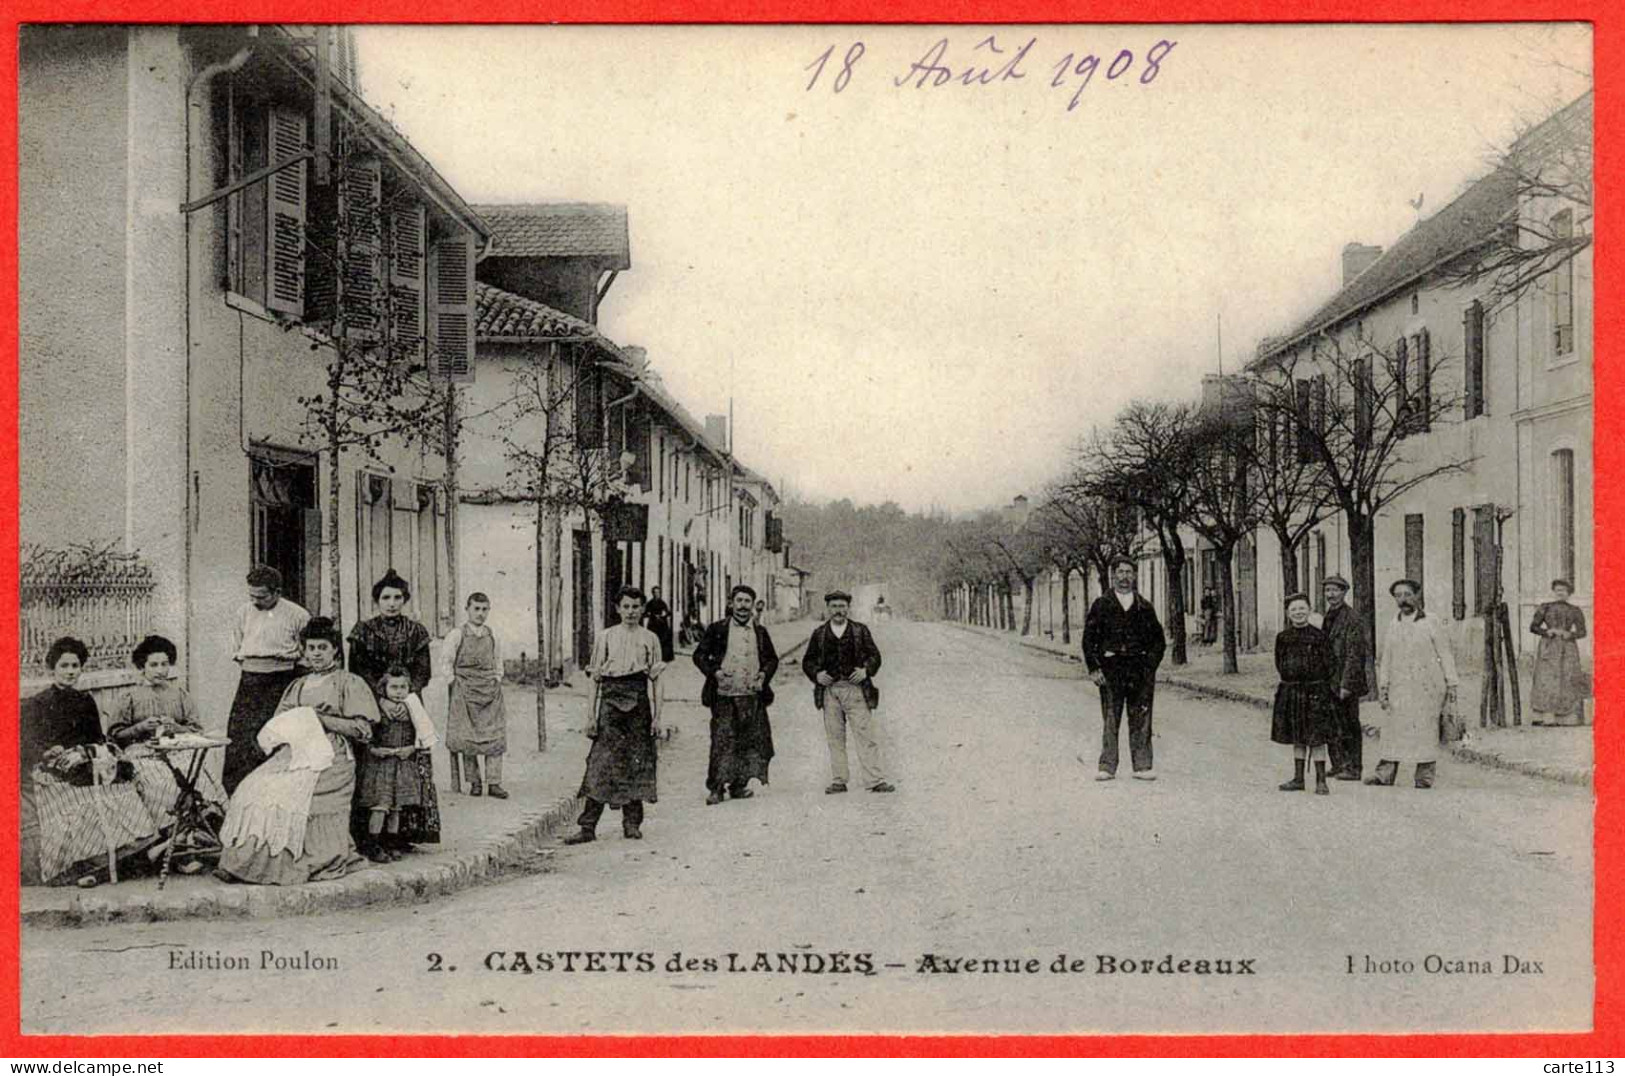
(20, 25), (487, 729)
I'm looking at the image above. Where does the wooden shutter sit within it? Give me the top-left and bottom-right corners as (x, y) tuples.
(1472, 504), (1496, 615)
(1294, 379), (1313, 464)
(389, 202), (427, 365)
(1393, 335), (1409, 429)
(1415, 329), (1431, 432)
(338, 157), (383, 342)
(265, 106), (308, 317)
(1452, 507), (1467, 620)
(1464, 302), (1485, 418)
(632, 406), (653, 492)
(429, 235), (475, 382)
(1404, 513), (1425, 593)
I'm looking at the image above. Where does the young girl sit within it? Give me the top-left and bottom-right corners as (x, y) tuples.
(1270, 594), (1339, 795)
(356, 667), (428, 862)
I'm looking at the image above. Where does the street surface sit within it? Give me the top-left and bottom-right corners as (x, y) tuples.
(22, 621), (1592, 1035)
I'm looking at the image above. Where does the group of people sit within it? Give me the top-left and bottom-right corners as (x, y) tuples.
(19, 565), (514, 888)
(557, 584), (890, 845)
(1081, 556), (1592, 793)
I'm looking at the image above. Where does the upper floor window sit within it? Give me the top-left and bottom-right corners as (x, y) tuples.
(1551, 209), (1575, 357)
(1463, 301), (1486, 419)
(226, 98), (307, 316)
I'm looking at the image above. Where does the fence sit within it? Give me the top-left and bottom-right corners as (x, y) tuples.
(21, 554), (157, 674)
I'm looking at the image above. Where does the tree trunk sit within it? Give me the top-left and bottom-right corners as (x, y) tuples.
(325, 356), (345, 620)
(534, 500), (549, 751)
(1275, 524), (1299, 596)
(1350, 514), (1378, 697)
(1060, 568), (1072, 645)
(1004, 585), (1016, 632)
(1217, 542), (1238, 674)
(443, 388), (459, 625)
(1161, 545), (1189, 666)
(1020, 576), (1035, 636)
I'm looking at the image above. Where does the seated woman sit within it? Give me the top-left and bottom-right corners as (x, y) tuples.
(21, 637), (159, 888)
(106, 635), (225, 829)
(216, 617), (380, 885)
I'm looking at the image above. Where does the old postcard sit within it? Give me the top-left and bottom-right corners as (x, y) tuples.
(15, 22), (1595, 1037)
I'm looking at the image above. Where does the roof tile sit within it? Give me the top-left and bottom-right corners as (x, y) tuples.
(473, 203), (631, 265)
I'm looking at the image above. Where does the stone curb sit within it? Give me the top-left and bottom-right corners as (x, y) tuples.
(26, 622), (820, 932)
(26, 794), (584, 931)
(947, 621), (1591, 787)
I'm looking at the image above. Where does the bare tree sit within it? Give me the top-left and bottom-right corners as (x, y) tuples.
(1074, 401), (1196, 665)
(1438, 91), (1592, 312)
(1253, 326), (1475, 678)
(1247, 375), (1336, 597)
(484, 343), (625, 750)
(1181, 408), (1266, 673)
(296, 144), (448, 619)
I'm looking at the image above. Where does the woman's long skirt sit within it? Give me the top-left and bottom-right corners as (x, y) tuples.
(218, 755), (368, 885)
(1531, 636), (1587, 719)
(23, 772), (160, 886)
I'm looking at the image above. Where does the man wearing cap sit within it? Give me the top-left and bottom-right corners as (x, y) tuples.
(1371, 578), (1459, 789)
(693, 584), (780, 805)
(802, 590), (891, 794)
(1321, 573), (1369, 781)
(1081, 556), (1166, 781)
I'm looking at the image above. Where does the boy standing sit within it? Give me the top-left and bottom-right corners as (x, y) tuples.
(564, 587), (666, 843)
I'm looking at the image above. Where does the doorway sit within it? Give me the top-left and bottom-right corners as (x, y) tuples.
(250, 451), (319, 612)
(573, 528), (593, 667)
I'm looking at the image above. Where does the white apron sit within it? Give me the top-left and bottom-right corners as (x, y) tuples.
(1377, 612), (1459, 762)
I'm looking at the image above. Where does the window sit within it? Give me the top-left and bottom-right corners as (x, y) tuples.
(1354, 355), (1374, 445)
(575, 365), (602, 448)
(1463, 301), (1486, 418)
(1404, 514), (1425, 595)
(1551, 209), (1575, 357)
(1314, 533), (1326, 613)
(1411, 329), (1432, 433)
(355, 473), (446, 632)
(1552, 449), (1576, 585)
(1295, 379), (1314, 464)
(1451, 507), (1466, 620)
(226, 97), (307, 316)
(1410, 293), (1419, 315)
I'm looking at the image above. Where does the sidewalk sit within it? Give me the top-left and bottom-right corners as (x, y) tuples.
(953, 622), (1593, 787)
(23, 617), (819, 929)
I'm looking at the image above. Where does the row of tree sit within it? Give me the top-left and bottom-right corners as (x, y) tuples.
(935, 90), (1590, 681)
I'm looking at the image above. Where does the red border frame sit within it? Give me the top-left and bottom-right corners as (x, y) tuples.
(1, 1), (1616, 1058)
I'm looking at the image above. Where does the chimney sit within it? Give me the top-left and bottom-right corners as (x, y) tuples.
(1342, 242), (1382, 286)
(705, 414), (728, 450)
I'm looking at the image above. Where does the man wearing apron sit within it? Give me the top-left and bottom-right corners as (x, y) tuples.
(564, 587), (666, 843)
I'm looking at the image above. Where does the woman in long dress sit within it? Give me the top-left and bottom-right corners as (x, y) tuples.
(1530, 579), (1589, 725)
(216, 617), (378, 885)
(348, 569), (441, 848)
(1269, 594), (1339, 795)
(21, 637), (158, 887)
(443, 592), (509, 799)
(106, 635), (227, 826)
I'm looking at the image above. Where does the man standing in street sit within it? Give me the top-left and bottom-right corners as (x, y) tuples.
(802, 590), (891, 794)
(693, 585), (779, 805)
(1369, 578), (1459, 789)
(1082, 557), (1166, 782)
(1321, 574), (1369, 781)
(222, 565), (310, 793)
(563, 586), (665, 844)
(642, 585), (676, 663)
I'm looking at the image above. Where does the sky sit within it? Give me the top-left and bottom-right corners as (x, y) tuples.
(354, 23), (1590, 514)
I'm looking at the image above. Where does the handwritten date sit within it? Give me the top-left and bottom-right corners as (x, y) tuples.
(804, 34), (1177, 112)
